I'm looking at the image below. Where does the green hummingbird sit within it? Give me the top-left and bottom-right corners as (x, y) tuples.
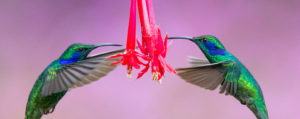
(25, 43), (125, 119)
(168, 35), (268, 119)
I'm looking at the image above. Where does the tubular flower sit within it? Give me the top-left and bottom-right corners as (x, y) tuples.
(136, 0), (177, 83)
(107, 0), (149, 78)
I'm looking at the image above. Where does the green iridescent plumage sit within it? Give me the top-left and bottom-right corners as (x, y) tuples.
(25, 43), (124, 119)
(169, 35), (268, 119)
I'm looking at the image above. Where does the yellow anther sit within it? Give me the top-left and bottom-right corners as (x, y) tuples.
(127, 74), (132, 78)
(152, 72), (158, 81)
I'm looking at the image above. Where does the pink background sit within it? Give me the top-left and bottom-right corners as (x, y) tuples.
(1, 0), (300, 119)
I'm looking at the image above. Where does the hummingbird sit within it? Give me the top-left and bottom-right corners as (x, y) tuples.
(25, 43), (125, 119)
(168, 35), (268, 119)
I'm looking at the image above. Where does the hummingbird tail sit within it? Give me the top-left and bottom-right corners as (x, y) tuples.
(256, 105), (269, 119)
(247, 101), (269, 119)
(25, 108), (43, 119)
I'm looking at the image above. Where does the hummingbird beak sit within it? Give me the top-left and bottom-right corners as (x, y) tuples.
(167, 36), (195, 42)
(93, 43), (123, 48)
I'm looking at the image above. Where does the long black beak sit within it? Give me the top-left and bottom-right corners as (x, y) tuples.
(93, 43), (122, 48)
(168, 36), (195, 42)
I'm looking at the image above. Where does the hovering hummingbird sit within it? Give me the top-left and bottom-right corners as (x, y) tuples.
(25, 43), (124, 119)
(168, 35), (268, 119)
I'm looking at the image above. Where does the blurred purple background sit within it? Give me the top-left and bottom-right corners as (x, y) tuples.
(1, 0), (300, 119)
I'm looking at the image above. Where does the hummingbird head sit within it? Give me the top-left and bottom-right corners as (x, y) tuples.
(59, 43), (122, 64)
(168, 35), (226, 56)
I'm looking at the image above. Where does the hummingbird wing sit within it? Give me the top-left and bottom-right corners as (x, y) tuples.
(218, 60), (241, 96)
(41, 48), (125, 97)
(176, 57), (241, 96)
(188, 56), (210, 66)
(176, 60), (226, 91)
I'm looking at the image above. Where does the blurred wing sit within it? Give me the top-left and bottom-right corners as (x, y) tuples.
(176, 59), (226, 91)
(188, 56), (210, 67)
(176, 57), (241, 96)
(41, 48), (125, 97)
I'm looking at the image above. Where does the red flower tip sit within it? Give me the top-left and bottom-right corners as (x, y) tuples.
(107, 0), (150, 78)
(135, 0), (176, 82)
(109, 49), (148, 78)
(127, 65), (132, 78)
(111, 0), (176, 81)
(137, 61), (150, 79)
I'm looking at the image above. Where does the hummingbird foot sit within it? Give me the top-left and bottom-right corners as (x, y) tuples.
(240, 100), (246, 105)
(43, 106), (56, 115)
(49, 106), (56, 113)
(44, 110), (50, 115)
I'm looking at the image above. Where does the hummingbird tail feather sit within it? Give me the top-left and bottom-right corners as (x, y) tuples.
(247, 101), (268, 119)
(256, 104), (269, 119)
(25, 108), (43, 119)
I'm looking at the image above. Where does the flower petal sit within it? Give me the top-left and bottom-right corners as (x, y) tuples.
(158, 54), (177, 74)
(133, 54), (146, 66)
(122, 55), (129, 66)
(106, 53), (124, 59)
(129, 55), (140, 69)
(137, 61), (150, 79)
(137, 38), (147, 55)
(156, 27), (165, 54)
(162, 33), (169, 58)
(166, 40), (173, 53)
(134, 51), (150, 61)
(110, 57), (125, 65)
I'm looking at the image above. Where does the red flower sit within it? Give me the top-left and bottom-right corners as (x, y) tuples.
(136, 0), (177, 83)
(108, 0), (176, 82)
(107, 0), (149, 78)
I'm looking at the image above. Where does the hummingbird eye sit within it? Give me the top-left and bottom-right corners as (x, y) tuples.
(201, 38), (208, 43)
(77, 48), (85, 53)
